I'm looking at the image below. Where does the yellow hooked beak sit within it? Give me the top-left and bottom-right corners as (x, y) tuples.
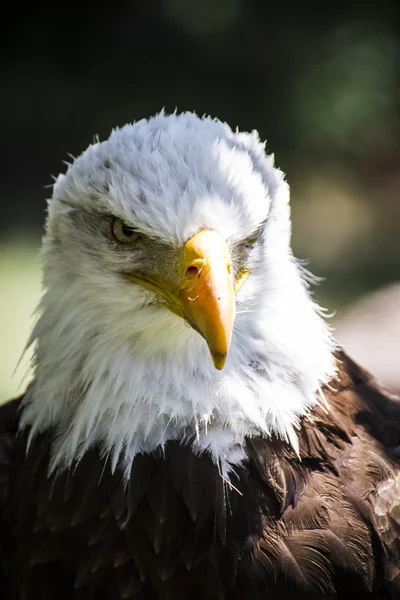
(125, 230), (249, 370)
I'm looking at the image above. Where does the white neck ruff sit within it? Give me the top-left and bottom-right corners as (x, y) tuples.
(21, 261), (336, 479)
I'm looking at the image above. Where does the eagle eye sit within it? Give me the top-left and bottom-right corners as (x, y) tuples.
(112, 218), (141, 245)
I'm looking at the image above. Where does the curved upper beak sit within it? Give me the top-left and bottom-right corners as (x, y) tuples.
(178, 231), (235, 370)
(125, 230), (248, 370)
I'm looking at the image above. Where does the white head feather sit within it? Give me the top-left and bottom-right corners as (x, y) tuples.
(20, 111), (336, 477)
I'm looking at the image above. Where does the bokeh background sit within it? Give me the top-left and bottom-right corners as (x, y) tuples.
(2, 0), (400, 400)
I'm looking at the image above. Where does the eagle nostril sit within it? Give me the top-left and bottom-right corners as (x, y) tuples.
(186, 266), (199, 278)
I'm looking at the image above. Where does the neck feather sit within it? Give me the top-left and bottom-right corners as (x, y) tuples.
(21, 262), (336, 478)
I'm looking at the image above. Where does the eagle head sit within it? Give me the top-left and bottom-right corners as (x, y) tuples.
(21, 112), (336, 475)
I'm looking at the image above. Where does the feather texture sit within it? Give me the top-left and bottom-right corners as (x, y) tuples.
(19, 112), (336, 477)
(1, 351), (399, 598)
(2, 113), (399, 598)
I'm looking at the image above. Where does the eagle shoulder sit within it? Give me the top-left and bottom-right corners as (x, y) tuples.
(246, 350), (400, 598)
(0, 395), (22, 593)
(340, 352), (400, 593)
(0, 396), (21, 510)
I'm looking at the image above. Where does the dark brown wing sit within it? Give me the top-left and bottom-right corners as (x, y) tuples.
(247, 350), (400, 599)
(0, 395), (22, 596)
(2, 354), (400, 600)
(337, 352), (400, 593)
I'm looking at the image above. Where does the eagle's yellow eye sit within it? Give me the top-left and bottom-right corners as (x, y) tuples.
(112, 218), (141, 245)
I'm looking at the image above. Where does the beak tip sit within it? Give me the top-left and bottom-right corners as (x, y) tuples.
(211, 351), (228, 370)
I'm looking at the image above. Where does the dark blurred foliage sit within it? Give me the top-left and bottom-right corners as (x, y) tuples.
(2, 0), (400, 306)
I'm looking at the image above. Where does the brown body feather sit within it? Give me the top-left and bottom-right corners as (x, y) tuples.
(0, 351), (399, 599)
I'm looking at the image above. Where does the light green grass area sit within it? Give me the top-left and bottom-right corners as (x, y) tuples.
(0, 242), (41, 403)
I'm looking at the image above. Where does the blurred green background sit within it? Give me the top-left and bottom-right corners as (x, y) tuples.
(2, 0), (400, 400)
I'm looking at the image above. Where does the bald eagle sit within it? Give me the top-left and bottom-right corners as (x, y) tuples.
(1, 112), (399, 600)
